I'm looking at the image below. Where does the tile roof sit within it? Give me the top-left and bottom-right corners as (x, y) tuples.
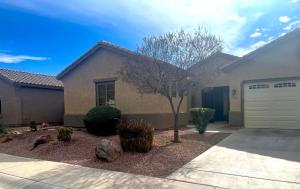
(0, 69), (63, 90)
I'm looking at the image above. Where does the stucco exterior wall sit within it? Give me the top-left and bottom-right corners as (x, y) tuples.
(190, 54), (237, 108)
(226, 36), (300, 126)
(62, 49), (188, 129)
(0, 79), (22, 125)
(16, 87), (64, 125)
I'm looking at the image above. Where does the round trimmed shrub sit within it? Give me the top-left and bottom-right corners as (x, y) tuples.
(119, 119), (154, 153)
(83, 106), (121, 136)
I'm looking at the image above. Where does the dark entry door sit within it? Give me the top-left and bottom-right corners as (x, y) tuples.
(202, 86), (229, 122)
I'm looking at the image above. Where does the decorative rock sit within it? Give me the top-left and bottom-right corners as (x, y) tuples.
(1, 136), (13, 143)
(95, 139), (122, 162)
(11, 131), (22, 135)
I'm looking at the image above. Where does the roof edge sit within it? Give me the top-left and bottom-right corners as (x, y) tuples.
(222, 27), (300, 72)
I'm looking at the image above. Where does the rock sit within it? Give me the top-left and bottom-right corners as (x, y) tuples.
(1, 136), (13, 143)
(95, 139), (122, 162)
(11, 131), (22, 135)
(31, 135), (53, 150)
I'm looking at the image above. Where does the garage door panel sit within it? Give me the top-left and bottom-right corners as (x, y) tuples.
(244, 80), (300, 129)
(245, 111), (297, 117)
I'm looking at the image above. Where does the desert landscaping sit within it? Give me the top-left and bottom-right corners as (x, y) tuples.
(0, 125), (229, 178)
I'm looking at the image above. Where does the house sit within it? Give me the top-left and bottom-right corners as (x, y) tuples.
(56, 41), (188, 129)
(58, 27), (300, 130)
(191, 27), (300, 129)
(0, 69), (64, 126)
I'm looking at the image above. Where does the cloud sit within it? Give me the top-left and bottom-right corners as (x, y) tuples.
(0, 0), (280, 57)
(226, 36), (275, 56)
(0, 53), (50, 63)
(279, 16), (290, 23)
(227, 14), (246, 22)
(283, 20), (300, 30)
(290, 0), (298, 3)
(250, 32), (262, 38)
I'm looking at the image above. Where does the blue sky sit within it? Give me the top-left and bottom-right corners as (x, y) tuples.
(0, 0), (300, 75)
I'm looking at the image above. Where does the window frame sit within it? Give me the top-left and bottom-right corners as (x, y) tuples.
(95, 79), (116, 106)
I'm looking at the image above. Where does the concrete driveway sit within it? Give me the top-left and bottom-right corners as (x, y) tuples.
(168, 129), (300, 189)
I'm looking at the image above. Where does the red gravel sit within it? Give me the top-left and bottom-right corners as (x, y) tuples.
(0, 128), (229, 178)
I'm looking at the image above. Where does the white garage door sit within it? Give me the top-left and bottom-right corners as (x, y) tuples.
(244, 80), (300, 129)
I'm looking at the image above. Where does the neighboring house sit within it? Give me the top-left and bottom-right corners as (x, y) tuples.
(0, 69), (64, 126)
(56, 41), (188, 129)
(192, 27), (300, 129)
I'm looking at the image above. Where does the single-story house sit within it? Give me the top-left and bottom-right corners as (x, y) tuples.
(191, 27), (300, 129)
(0, 69), (64, 126)
(56, 42), (188, 129)
(58, 27), (300, 130)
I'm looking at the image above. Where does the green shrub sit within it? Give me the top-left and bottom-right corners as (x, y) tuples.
(0, 115), (7, 134)
(190, 108), (215, 134)
(119, 120), (154, 153)
(83, 106), (121, 136)
(57, 127), (73, 142)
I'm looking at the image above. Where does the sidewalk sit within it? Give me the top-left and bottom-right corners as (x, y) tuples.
(0, 153), (222, 189)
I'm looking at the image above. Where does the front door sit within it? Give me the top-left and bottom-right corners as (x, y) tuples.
(202, 86), (229, 122)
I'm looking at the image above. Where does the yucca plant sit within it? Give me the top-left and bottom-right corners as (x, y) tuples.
(57, 127), (73, 142)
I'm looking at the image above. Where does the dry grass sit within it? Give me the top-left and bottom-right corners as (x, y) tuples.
(0, 127), (229, 178)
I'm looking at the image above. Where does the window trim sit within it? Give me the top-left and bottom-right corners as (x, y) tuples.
(95, 79), (116, 106)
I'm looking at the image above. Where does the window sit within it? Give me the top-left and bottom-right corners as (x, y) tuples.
(274, 82), (296, 88)
(96, 81), (115, 106)
(248, 84), (269, 90)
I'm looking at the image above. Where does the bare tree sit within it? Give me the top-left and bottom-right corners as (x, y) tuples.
(121, 26), (223, 142)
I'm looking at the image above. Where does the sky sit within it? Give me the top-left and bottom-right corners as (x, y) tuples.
(0, 0), (300, 76)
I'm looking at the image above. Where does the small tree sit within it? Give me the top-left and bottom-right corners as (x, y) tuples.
(121, 26), (223, 142)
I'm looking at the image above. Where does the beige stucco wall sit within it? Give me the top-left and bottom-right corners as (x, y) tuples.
(16, 87), (64, 124)
(62, 48), (188, 129)
(226, 36), (300, 126)
(0, 79), (22, 125)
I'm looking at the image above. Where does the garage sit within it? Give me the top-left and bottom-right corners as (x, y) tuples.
(244, 79), (300, 129)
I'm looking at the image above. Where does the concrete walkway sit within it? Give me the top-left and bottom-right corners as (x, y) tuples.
(168, 129), (300, 189)
(0, 153), (222, 189)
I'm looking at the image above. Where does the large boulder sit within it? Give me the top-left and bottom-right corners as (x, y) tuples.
(95, 139), (122, 162)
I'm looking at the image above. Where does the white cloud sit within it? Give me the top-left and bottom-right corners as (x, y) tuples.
(227, 14), (246, 22)
(250, 32), (262, 38)
(279, 33), (287, 37)
(279, 16), (290, 23)
(290, 0), (298, 3)
(226, 35), (275, 56)
(283, 20), (300, 30)
(0, 0), (272, 56)
(0, 53), (50, 63)
(251, 40), (269, 49)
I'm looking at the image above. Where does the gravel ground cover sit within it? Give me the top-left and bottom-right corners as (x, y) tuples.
(0, 127), (229, 178)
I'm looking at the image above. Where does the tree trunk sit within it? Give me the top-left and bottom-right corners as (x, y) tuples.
(173, 113), (180, 143)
